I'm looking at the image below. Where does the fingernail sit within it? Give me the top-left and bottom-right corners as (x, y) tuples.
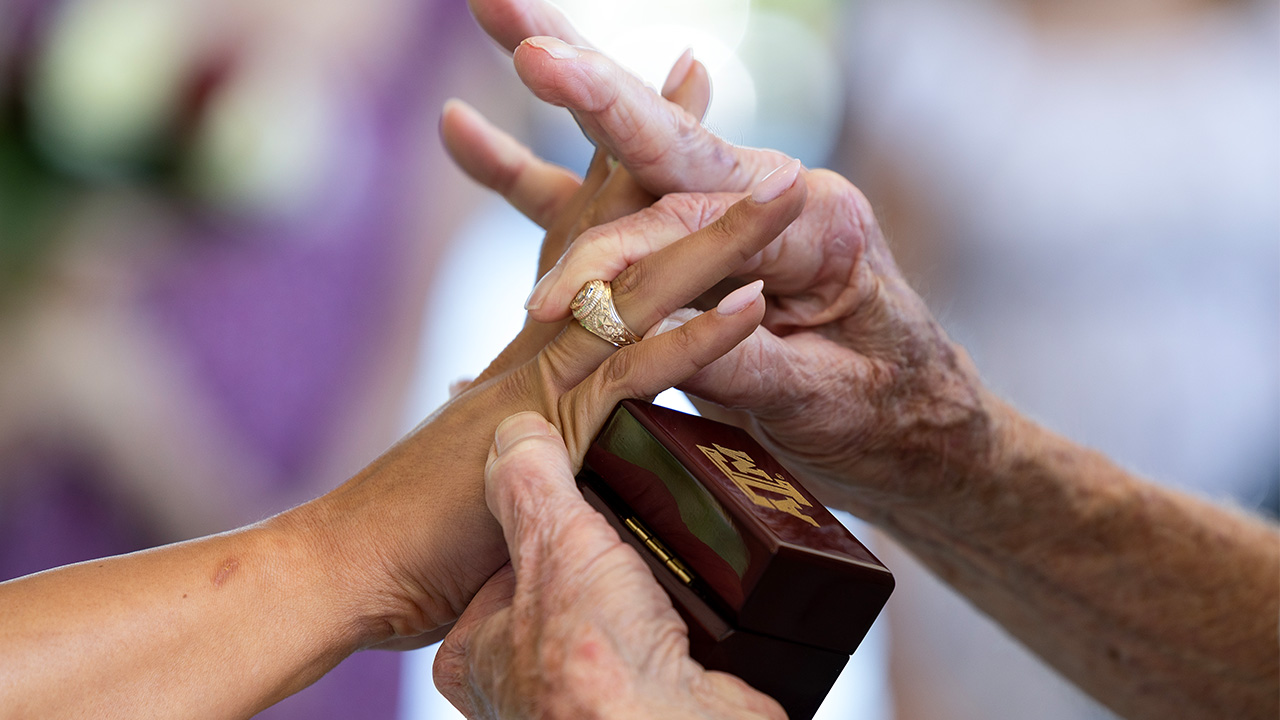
(717, 279), (764, 315)
(661, 48), (695, 97)
(522, 36), (580, 60)
(494, 412), (552, 454)
(751, 158), (802, 204)
(525, 265), (562, 311)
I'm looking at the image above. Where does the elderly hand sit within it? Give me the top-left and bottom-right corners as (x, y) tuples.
(433, 411), (785, 720)
(444, 25), (993, 519)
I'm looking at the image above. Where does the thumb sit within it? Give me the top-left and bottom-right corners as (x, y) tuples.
(484, 411), (591, 575)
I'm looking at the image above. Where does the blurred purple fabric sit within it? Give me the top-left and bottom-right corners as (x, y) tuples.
(0, 0), (478, 717)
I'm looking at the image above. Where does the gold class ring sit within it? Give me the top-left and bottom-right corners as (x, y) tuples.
(570, 280), (641, 348)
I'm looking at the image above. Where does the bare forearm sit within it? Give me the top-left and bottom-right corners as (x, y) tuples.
(867, 395), (1280, 720)
(0, 410), (496, 719)
(0, 362), (580, 718)
(0, 510), (361, 719)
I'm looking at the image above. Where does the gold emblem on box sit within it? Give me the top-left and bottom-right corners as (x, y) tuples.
(697, 444), (818, 526)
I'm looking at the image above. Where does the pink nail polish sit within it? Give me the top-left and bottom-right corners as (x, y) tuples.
(522, 36), (580, 60)
(661, 48), (695, 97)
(717, 280), (765, 315)
(751, 158), (802, 204)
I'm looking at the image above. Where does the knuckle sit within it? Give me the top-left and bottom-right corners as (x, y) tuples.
(598, 86), (648, 152)
(673, 106), (706, 143)
(653, 192), (718, 234)
(706, 206), (744, 245)
(813, 168), (876, 226)
(492, 163), (521, 197)
(670, 106), (720, 160)
(597, 348), (640, 391)
(703, 202), (761, 267)
(609, 260), (648, 298)
(662, 321), (701, 359)
(568, 223), (624, 270)
(615, 106), (694, 173)
(560, 227), (596, 264)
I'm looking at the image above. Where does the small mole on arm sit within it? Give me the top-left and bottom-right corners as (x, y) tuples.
(212, 558), (240, 588)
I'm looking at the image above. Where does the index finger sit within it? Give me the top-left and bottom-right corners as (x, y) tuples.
(470, 0), (776, 194)
(469, 0), (771, 192)
(514, 37), (789, 195)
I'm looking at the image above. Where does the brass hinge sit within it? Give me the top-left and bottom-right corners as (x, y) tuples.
(622, 516), (695, 585)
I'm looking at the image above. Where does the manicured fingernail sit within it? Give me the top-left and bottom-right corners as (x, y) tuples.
(661, 48), (695, 97)
(494, 412), (552, 454)
(522, 36), (580, 60)
(525, 265), (562, 311)
(717, 279), (764, 315)
(751, 158), (801, 204)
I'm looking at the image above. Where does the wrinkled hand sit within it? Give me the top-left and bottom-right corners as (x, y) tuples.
(449, 11), (995, 515)
(433, 411), (785, 720)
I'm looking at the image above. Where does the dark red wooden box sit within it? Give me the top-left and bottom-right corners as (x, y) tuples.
(577, 400), (894, 720)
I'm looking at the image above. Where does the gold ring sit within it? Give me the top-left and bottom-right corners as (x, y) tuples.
(570, 280), (641, 348)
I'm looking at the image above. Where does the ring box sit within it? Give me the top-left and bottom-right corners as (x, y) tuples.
(576, 400), (894, 720)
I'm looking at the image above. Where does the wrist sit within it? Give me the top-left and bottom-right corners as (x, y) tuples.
(261, 501), (383, 649)
(792, 339), (1003, 522)
(870, 388), (1080, 544)
(293, 366), (548, 648)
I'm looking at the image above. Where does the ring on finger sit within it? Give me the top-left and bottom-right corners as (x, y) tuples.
(570, 280), (641, 348)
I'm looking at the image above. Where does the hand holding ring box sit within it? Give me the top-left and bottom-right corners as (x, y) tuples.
(577, 400), (895, 720)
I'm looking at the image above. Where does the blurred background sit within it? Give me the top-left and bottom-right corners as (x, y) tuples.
(0, 1), (1275, 719)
